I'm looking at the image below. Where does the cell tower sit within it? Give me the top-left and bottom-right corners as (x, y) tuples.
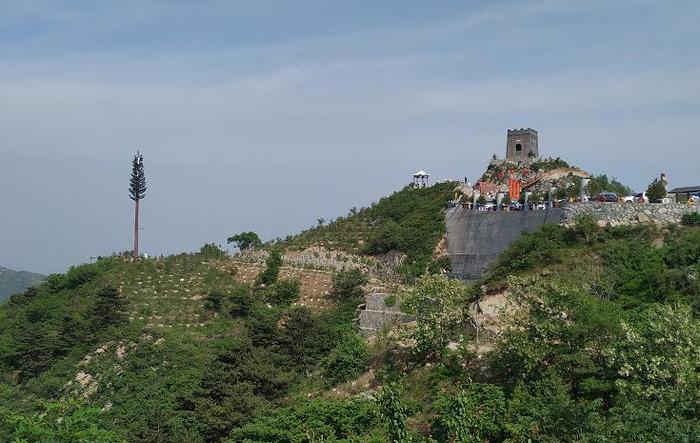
(129, 151), (147, 258)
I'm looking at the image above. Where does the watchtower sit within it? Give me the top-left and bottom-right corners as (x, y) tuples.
(506, 128), (538, 161)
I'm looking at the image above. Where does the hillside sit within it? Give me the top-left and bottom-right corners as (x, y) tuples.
(2, 189), (699, 441)
(0, 266), (44, 303)
(282, 182), (456, 277)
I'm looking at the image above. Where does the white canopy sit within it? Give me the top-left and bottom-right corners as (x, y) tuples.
(413, 170), (429, 177)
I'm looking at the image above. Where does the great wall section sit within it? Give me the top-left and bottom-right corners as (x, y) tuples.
(445, 202), (700, 280)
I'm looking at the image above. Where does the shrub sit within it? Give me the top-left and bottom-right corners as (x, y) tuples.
(681, 212), (700, 227)
(62, 265), (100, 290)
(91, 286), (127, 331)
(255, 249), (283, 286)
(228, 398), (379, 442)
(569, 214), (600, 244)
(199, 243), (227, 259)
(323, 330), (368, 383)
(204, 290), (224, 312)
(268, 279), (301, 305)
(229, 286), (254, 318)
(646, 178), (667, 203)
(431, 383), (506, 443)
(331, 269), (368, 301)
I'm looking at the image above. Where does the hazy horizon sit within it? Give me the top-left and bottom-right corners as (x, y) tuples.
(2, 0), (699, 274)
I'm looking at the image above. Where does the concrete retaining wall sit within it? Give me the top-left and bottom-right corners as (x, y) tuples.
(563, 202), (699, 225)
(446, 207), (563, 279)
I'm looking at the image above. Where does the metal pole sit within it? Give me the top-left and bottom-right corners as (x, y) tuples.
(133, 198), (140, 258)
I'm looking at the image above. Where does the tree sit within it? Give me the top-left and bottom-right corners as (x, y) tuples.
(476, 195), (487, 205)
(91, 286), (127, 330)
(317, 217), (326, 227)
(646, 178), (667, 203)
(255, 249), (283, 286)
(227, 231), (262, 252)
(129, 152), (146, 258)
(8, 398), (123, 442)
(330, 269), (368, 301)
(378, 383), (409, 443)
(400, 274), (469, 360)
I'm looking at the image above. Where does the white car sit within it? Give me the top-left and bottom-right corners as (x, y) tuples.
(624, 192), (648, 203)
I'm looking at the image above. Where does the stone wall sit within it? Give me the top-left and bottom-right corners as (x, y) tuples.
(446, 207), (564, 279)
(563, 202), (700, 226)
(358, 293), (411, 335)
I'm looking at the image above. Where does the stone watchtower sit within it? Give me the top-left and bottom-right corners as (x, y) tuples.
(506, 128), (539, 161)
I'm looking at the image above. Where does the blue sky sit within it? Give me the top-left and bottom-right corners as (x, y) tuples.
(1, 0), (699, 273)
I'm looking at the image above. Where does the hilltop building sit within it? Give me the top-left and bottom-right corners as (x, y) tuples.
(506, 128), (539, 161)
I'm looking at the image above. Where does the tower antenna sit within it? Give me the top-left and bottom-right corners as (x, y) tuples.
(128, 151), (147, 258)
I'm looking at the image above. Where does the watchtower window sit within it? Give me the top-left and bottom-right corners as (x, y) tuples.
(515, 143), (522, 152)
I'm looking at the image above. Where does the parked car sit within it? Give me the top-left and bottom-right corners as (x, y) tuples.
(624, 192), (648, 203)
(509, 202), (523, 211)
(596, 192), (619, 202)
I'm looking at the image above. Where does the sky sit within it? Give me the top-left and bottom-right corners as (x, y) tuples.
(1, 0), (699, 274)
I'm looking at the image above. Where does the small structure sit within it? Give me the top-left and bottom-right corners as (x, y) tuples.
(413, 170), (430, 188)
(506, 128), (539, 161)
(669, 185), (700, 202)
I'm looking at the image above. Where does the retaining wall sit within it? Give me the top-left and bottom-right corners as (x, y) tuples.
(446, 207), (564, 279)
(563, 202), (699, 225)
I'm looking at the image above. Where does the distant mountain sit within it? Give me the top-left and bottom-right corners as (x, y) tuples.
(0, 266), (44, 302)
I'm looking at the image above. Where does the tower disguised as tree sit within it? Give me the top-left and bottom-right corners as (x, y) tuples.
(129, 151), (147, 258)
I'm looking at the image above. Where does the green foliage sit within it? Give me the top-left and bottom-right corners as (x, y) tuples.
(331, 268), (368, 301)
(322, 329), (368, 383)
(227, 398), (380, 442)
(256, 249), (283, 286)
(286, 182), (455, 278)
(204, 290), (224, 312)
(681, 212), (700, 226)
(529, 157), (570, 171)
(192, 337), (292, 442)
(586, 174), (633, 197)
(569, 214), (600, 244)
(7, 398), (123, 442)
(229, 285), (255, 317)
(267, 279), (300, 305)
(646, 177), (667, 202)
(431, 383), (506, 443)
(400, 274), (469, 360)
(279, 306), (333, 372)
(0, 266), (44, 303)
(488, 224), (569, 280)
(90, 286), (127, 331)
(608, 304), (700, 402)
(199, 243), (227, 259)
(378, 383), (409, 443)
(227, 231), (263, 251)
(476, 194), (487, 205)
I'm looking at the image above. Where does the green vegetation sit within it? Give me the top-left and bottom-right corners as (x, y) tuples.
(682, 212), (700, 226)
(3, 185), (700, 442)
(0, 266), (44, 303)
(255, 249), (283, 286)
(285, 182), (455, 277)
(227, 231), (262, 252)
(0, 252), (377, 442)
(586, 174), (633, 196)
(646, 177), (667, 202)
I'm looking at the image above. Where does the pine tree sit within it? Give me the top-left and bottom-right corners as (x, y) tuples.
(129, 152), (146, 257)
(91, 286), (127, 330)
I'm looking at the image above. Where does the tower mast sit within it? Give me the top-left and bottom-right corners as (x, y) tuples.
(129, 151), (147, 258)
